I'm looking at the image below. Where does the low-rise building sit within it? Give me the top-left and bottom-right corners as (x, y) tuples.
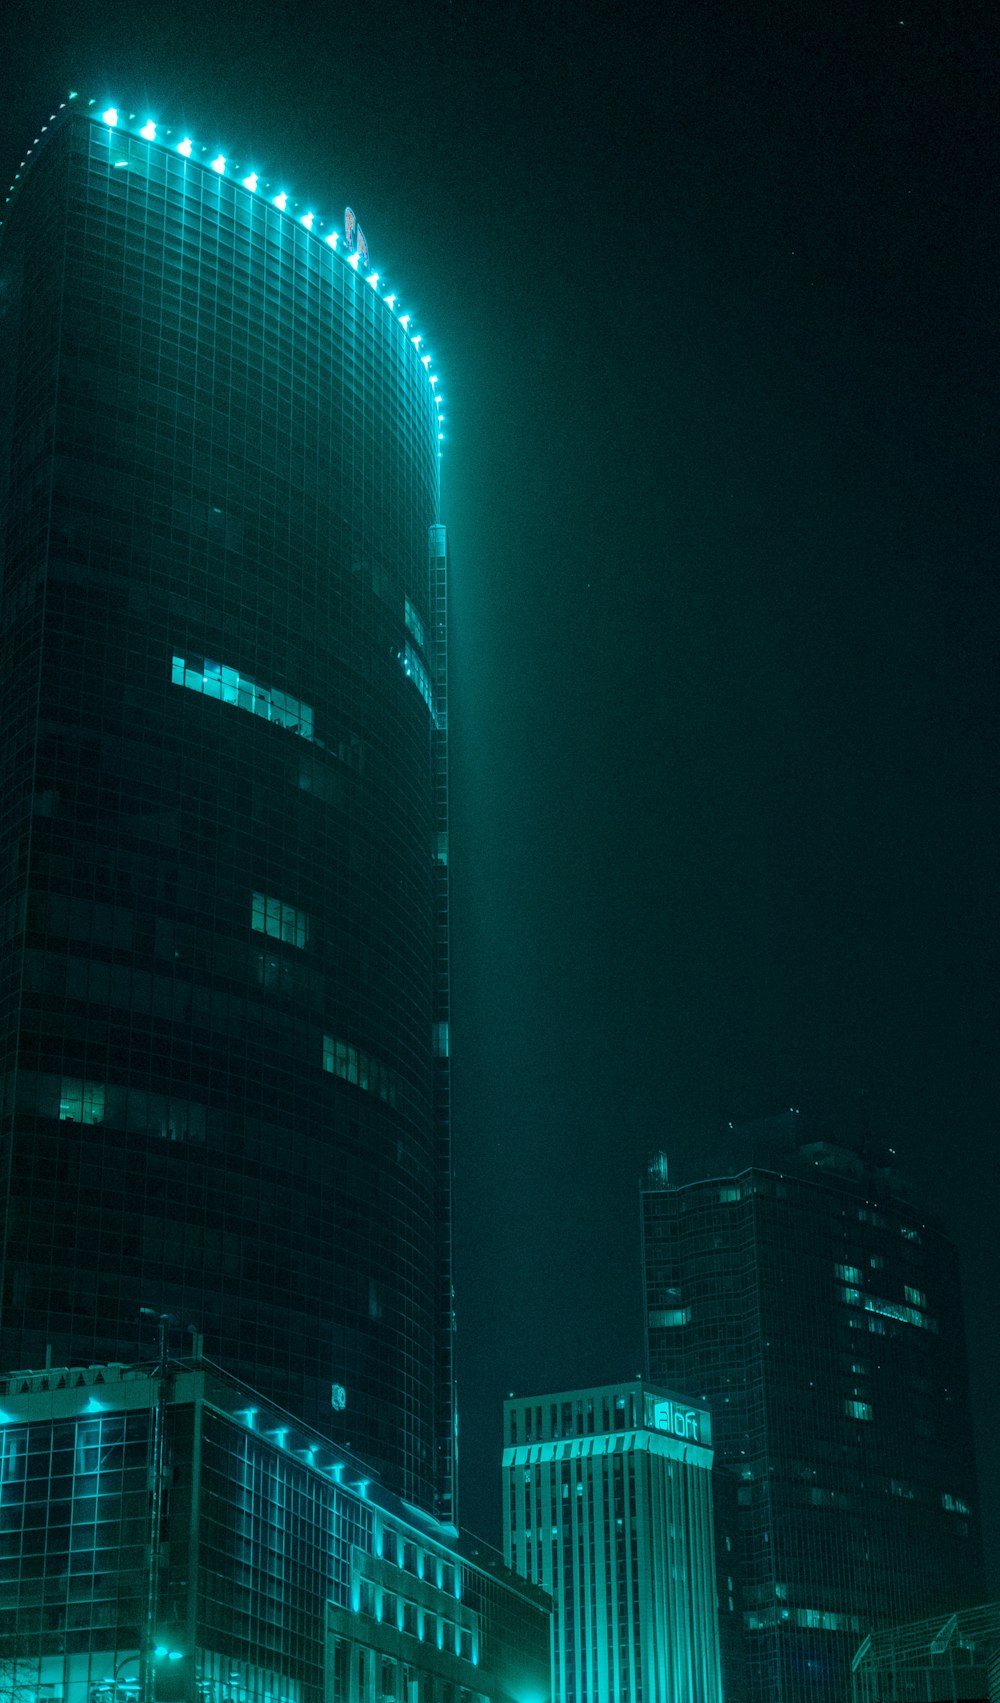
(0, 1359), (551, 1703)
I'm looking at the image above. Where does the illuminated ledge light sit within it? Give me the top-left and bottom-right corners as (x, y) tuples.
(77, 99), (443, 425)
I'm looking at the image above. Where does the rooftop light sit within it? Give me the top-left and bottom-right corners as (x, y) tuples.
(272, 191), (288, 211)
(411, 335), (422, 349)
(177, 137), (193, 158)
(325, 232), (339, 249)
(140, 121), (157, 141)
(421, 354), (432, 368)
(102, 108), (119, 128)
(367, 271), (379, 288)
(242, 172), (258, 191)
(347, 251), (361, 269)
(385, 293), (396, 309)
(399, 315), (411, 329)
(300, 211), (315, 230)
(210, 154), (226, 174)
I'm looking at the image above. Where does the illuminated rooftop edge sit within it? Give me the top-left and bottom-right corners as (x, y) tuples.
(2, 93), (447, 456)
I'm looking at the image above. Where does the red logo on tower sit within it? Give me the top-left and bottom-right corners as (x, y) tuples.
(344, 207), (369, 267)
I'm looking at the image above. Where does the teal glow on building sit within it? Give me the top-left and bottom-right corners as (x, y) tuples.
(0, 92), (453, 1519)
(0, 1359), (551, 1703)
(502, 1381), (722, 1703)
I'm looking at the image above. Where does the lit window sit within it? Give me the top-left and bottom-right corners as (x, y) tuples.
(941, 1492), (970, 1514)
(904, 1285), (926, 1308)
(863, 1294), (937, 1332)
(59, 1079), (104, 1124)
(404, 597), (426, 650)
(401, 642), (435, 719)
(835, 1263), (862, 1284)
(844, 1399), (873, 1421)
(172, 654), (314, 740)
(322, 1035), (398, 1106)
(648, 1307), (691, 1328)
(251, 894), (310, 949)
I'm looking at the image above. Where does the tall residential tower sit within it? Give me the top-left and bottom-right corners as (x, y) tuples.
(0, 96), (454, 1517)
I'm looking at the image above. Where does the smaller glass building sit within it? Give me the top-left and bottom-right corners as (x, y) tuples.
(0, 1360), (551, 1703)
(502, 1380), (722, 1703)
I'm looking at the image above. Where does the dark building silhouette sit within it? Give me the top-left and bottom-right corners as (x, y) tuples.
(0, 96), (453, 1518)
(641, 1113), (985, 1703)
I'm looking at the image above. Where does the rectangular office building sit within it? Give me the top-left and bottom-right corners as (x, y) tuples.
(502, 1380), (721, 1703)
(0, 1359), (550, 1703)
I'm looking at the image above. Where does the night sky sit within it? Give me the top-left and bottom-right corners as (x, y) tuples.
(1, 0), (996, 1584)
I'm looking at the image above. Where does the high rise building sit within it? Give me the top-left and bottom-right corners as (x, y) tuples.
(0, 95), (453, 1517)
(502, 1380), (723, 1703)
(641, 1116), (985, 1703)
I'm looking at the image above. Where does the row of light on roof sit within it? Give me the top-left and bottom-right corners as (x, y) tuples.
(98, 106), (444, 441)
(6, 96), (446, 454)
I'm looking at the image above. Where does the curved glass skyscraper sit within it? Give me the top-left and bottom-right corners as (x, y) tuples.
(0, 100), (453, 1517)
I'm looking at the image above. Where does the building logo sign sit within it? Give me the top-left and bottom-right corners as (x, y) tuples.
(344, 207), (369, 266)
(651, 1398), (708, 1444)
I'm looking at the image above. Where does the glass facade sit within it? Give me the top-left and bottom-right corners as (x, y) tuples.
(0, 1361), (550, 1703)
(641, 1125), (985, 1703)
(503, 1381), (722, 1703)
(0, 103), (453, 1517)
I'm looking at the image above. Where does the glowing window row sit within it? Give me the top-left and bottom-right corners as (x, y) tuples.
(837, 1286), (938, 1332)
(172, 653), (314, 739)
(744, 1606), (862, 1633)
(942, 1492), (971, 1514)
(323, 1036), (398, 1108)
(648, 1307), (691, 1328)
(356, 1580), (474, 1660)
(252, 894), (310, 950)
(20, 1073), (205, 1142)
(401, 642), (435, 718)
